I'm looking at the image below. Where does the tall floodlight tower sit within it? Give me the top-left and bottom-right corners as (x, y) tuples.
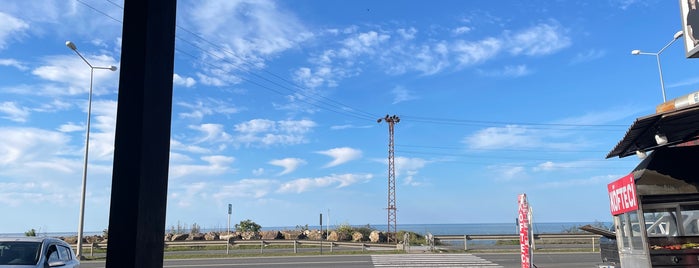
(377, 114), (399, 243)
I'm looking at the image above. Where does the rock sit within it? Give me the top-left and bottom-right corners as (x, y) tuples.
(164, 233), (173, 241)
(240, 231), (260, 240)
(352, 232), (365, 242)
(281, 230), (306, 240)
(328, 231), (350, 241)
(63, 236), (78, 244)
(369, 231), (386, 243)
(261, 231), (283, 240)
(220, 232), (241, 241)
(187, 233), (205, 241)
(204, 232), (219, 241)
(305, 230), (323, 240)
(171, 234), (189, 241)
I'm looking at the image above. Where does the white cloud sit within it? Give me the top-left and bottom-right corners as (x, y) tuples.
(0, 102), (30, 122)
(213, 178), (279, 199)
(0, 12), (29, 50)
(452, 26), (471, 35)
(316, 147), (362, 167)
(394, 156), (429, 186)
(391, 86), (418, 104)
(478, 65), (531, 77)
(0, 58), (28, 70)
(488, 165), (527, 181)
(190, 123), (232, 144)
(397, 27), (417, 40)
(57, 122), (83, 133)
(269, 158), (306, 175)
(173, 73), (196, 87)
(169, 155), (235, 179)
(180, 0), (313, 86)
(463, 125), (539, 150)
(252, 168), (265, 176)
(452, 37), (503, 66)
(87, 100), (118, 160)
(508, 21), (571, 56)
(177, 98), (240, 121)
(0, 127), (71, 173)
(570, 49), (607, 65)
(32, 54), (119, 96)
(277, 173), (373, 193)
(233, 119), (317, 146)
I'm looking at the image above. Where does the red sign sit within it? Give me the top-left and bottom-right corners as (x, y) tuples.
(608, 173), (638, 215)
(518, 194), (531, 268)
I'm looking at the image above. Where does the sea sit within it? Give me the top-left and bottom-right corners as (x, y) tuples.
(1, 221), (611, 238)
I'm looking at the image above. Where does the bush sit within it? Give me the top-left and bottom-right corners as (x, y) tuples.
(235, 219), (261, 232)
(190, 223), (201, 235)
(396, 230), (425, 245)
(24, 229), (36, 237)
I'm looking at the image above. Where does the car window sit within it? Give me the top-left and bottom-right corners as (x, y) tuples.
(0, 241), (41, 265)
(47, 245), (60, 262)
(58, 245), (72, 261)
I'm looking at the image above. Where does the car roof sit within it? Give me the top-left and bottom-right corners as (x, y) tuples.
(0, 237), (65, 243)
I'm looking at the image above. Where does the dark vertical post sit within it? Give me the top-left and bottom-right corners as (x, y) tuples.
(105, 0), (177, 267)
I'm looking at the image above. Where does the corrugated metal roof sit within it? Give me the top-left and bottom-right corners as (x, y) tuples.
(606, 104), (699, 158)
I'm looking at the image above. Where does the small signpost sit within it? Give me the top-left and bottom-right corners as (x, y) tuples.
(227, 204), (232, 255)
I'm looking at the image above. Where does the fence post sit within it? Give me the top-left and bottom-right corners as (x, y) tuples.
(260, 240), (264, 254)
(330, 242), (334, 253)
(294, 240), (297, 254)
(464, 235), (468, 251)
(592, 237), (596, 252)
(362, 243), (366, 252)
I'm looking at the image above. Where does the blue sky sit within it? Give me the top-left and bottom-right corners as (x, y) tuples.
(2, 0), (698, 234)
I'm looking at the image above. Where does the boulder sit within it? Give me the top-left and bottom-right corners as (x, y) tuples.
(63, 236), (78, 244)
(327, 231), (350, 241)
(187, 233), (205, 241)
(352, 231), (366, 242)
(240, 231), (260, 240)
(261, 231), (283, 240)
(171, 234), (189, 241)
(281, 230), (306, 240)
(220, 232), (241, 241)
(369, 231), (386, 243)
(305, 230), (323, 240)
(204, 232), (219, 241)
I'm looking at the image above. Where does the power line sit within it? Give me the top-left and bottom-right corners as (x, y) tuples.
(100, 0), (378, 122)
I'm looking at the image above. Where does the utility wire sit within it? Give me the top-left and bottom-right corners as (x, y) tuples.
(91, 0), (629, 130)
(103, 0), (378, 122)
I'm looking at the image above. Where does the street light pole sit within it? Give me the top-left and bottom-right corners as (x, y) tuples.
(66, 41), (117, 259)
(631, 30), (684, 102)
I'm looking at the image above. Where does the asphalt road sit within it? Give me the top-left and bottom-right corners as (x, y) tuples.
(78, 252), (604, 267)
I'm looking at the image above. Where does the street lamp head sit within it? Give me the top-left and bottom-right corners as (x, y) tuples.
(109, 66), (118, 71)
(674, 30), (684, 40)
(66, 41), (77, 51)
(631, 49), (641, 55)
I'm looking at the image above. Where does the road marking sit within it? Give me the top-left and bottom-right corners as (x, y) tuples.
(371, 254), (503, 267)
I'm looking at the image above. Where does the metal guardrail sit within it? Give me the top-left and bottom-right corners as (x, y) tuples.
(75, 233), (601, 256)
(434, 233), (603, 251)
(75, 239), (398, 256)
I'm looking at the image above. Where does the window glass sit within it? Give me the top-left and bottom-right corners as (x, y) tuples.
(47, 245), (60, 263)
(628, 211), (645, 249)
(680, 204), (699, 236)
(618, 214), (630, 249)
(644, 207), (680, 237)
(0, 242), (41, 265)
(58, 245), (72, 261)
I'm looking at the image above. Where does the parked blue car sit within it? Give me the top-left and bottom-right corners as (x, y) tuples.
(0, 237), (79, 267)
